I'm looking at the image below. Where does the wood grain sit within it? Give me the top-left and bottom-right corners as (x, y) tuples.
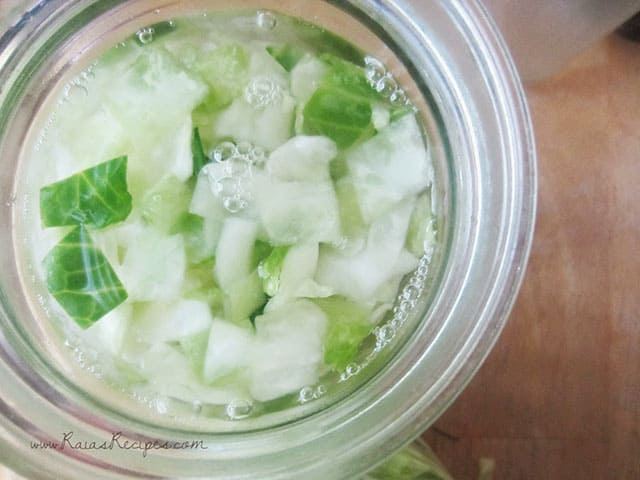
(424, 35), (640, 479)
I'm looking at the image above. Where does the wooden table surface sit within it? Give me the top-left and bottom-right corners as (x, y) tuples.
(424, 34), (640, 479)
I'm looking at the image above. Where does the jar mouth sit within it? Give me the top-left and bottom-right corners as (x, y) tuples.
(5, 0), (450, 434)
(0, 1), (536, 478)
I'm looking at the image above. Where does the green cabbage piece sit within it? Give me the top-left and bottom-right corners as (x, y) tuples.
(320, 55), (381, 101)
(183, 258), (224, 315)
(335, 178), (366, 238)
(364, 440), (453, 480)
(258, 246), (289, 296)
(224, 271), (267, 327)
(312, 295), (371, 371)
(194, 43), (250, 111)
(302, 55), (382, 148)
(190, 43), (251, 147)
(251, 240), (274, 270)
(292, 20), (364, 66)
(406, 191), (435, 257)
(170, 213), (215, 264)
(141, 175), (192, 234)
(40, 156), (132, 229)
(44, 226), (128, 328)
(267, 44), (306, 72)
(191, 127), (209, 177)
(179, 331), (210, 379)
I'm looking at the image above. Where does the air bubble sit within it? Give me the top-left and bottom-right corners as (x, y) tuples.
(314, 384), (327, 398)
(377, 324), (396, 343)
(223, 196), (245, 213)
(257, 263), (266, 278)
(67, 82), (88, 97)
(417, 264), (428, 277)
(206, 177), (222, 196)
(80, 69), (95, 82)
(256, 10), (277, 30)
(345, 363), (361, 376)
(364, 56), (386, 84)
(136, 27), (155, 44)
(399, 299), (412, 313)
(393, 305), (408, 323)
(236, 141), (253, 157)
(245, 77), (282, 108)
(413, 272), (427, 287)
(402, 284), (421, 303)
(393, 301), (407, 314)
(339, 363), (364, 382)
(376, 75), (398, 97)
(390, 89), (407, 105)
(299, 386), (314, 403)
(424, 245), (435, 261)
(192, 401), (203, 414)
(226, 399), (253, 420)
(212, 141), (237, 162)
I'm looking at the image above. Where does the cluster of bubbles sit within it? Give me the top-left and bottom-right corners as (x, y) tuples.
(298, 384), (327, 404)
(364, 56), (410, 106)
(203, 140), (266, 213)
(63, 335), (172, 415)
(135, 20), (176, 45)
(136, 27), (155, 45)
(244, 76), (284, 109)
(339, 249), (434, 383)
(35, 64), (96, 152)
(62, 65), (95, 99)
(65, 334), (256, 419)
(63, 336), (104, 379)
(294, 242), (434, 398)
(125, 390), (175, 416)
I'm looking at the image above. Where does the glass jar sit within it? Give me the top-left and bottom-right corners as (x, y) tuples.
(0, 1), (536, 478)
